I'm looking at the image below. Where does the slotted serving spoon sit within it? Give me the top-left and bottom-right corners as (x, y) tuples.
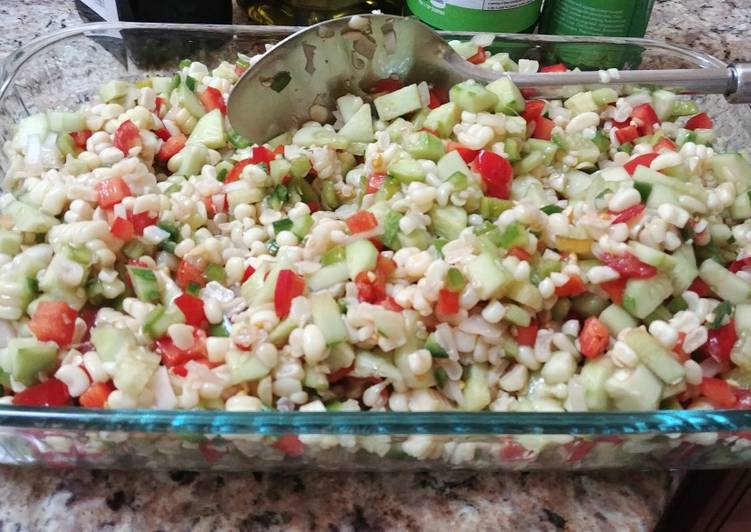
(227, 14), (751, 144)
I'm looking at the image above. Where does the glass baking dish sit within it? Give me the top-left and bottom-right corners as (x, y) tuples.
(1, 22), (751, 471)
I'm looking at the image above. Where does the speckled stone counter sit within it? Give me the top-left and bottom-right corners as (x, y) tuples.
(0, 0), (743, 530)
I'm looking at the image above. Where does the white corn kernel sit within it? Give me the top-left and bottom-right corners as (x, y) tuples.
(168, 323), (195, 351)
(226, 394), (263, 412)
(541, 350), (576, 384)
(54, 364), (91, 398)
(566, 112), (599, 133)
(207, 337), (231, 363)
(499, 364), (528, 392)
(481, 300), (506, 323)
(407, 349), (432, 376)
(684, 359), (703, 386)
(302, 324), (327, 363)
(657, 204), (690, 228)
(608, 188), (641, 213)
(648, 320), (679, 348)
(682, 326), (708, 354)
(587, 265), (620, 284)
(256, 342), (279, 368)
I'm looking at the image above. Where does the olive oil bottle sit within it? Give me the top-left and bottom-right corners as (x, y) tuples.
(237, 0), (402, 26)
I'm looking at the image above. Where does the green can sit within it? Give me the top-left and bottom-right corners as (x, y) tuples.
(539, 0), (655, 38)
(406, 0), (543, 33)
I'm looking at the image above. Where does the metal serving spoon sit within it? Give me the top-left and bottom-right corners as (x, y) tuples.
(227, 14), (751, 144)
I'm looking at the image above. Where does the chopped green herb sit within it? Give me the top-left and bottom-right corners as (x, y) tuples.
(541, 204), (563, 215)
(185, 76), (196, 91)
(710, 301), (734, 329)
(179, 59), (192, 69)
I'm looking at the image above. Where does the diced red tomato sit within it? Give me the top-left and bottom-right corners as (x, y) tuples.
(345, 210), (379, 234)
(614, 125), (639, 145)
(631, 103), (659, 135)
(540, 63), (567, 73)
(380, 296), (402, 312)
(176, 259), (206, 290)
(475, 150), (513, 200)
(153, 127), (171, 141)
(12, 378), (71, 407)
(728, 257), (751, 273)
(242, 265), (256, 283)
(369, 78), (403, 94)
(224, 159), (254, 184)
(446, 141), (479, 163)
(532, 116), (555, 140)
(701, 320), (737, 363)
(272, 435), (305, 457)
(69, 129), (92, 149)
(327, 363), (354, 384)
(109, 216), (134, 241)
(521, 99), (546, 122)
(112, 119), (141, 154)
(700, 377), (737, 408)
(515, 322), (538, 347)
(623, 153), (658, 176)
(507, 246), (531, 261)
(685, 112), (713, 131)
(654, 138), (677, 152)
(436, 289), (460, 316)
(29, 301), (77, 346)
(428, 87), (449, 109)
(355, 256), (396, 304)
(200, 86), (226, 114)
(599, 278), (626, 305)
(735, 389), (751, 410)
(555, 275), (587, 297)
(500, 442), (528, 461)
(272, 144), (285, 158)
(466, 47), (486, 65)
(611, 203), (646, 225)
(156, 329), (208, 368)
(600, 252), (657, 279)
(565, 439), (595, 462)
(366, 173), (386, 194)
(174, 293), (207, 327)
(274, 270), (306, 319)
(126, 210), (157, 237)
(79, 381), (114, 408)
(95, 177), (131, 209)
(158, 133), (186, 161)
(251, 146), (275, 165)
(155, 96), (168, 118)
(688, 277), (713, 297)
(579, 317), (610, 359)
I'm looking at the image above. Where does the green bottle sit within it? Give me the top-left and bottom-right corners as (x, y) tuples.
(407, 0), (542, 33)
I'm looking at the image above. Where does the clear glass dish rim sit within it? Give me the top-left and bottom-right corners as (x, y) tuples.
(0, 22), (741, 436)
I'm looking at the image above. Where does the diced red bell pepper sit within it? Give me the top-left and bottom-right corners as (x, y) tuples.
(242, 265), (256, 283)
(436, 289), (460, 315)
(345, 210), (379, 234)
(110, 216), (134, 241)
(327, 363), (354, 384)
(174, 293), (207, 327)
(69, 129), (92, 149)
(153, 127), (171, 142)
(29, 300), (77, 346)
(599, 278), (626, 305)
(95, 176), (132, 209)
(176, 259), (206, 290)
(532, 116), (555, 140)
(507, 246), (532, 261)
(251, 146), (275, 165)
(355, 256), (396, 304)
(688, 277), (713, 297)
(654, 138), (677, 152)
(700, 377), (737, 408)
(224, 159), (254, 184)
(112, 119), (141, 154)
(428, 87), (449, 109)
(156, 329), (208, 368)
(728, 257), (751, 273)
(12, 378), (71, 407)
(579, 317), (610, 359)
(540, 63), (567, 73)
(701, 320), (737, 363)
(155, 96), (167, 117)
(565, 439), (596, 462)
(623, 153), (658, 176)
(672, 332), (690, 363)
(200, 86), (227, 114)
(366, 173), (386, 194)
(685, 112), (713, 131)
(274, 270), (306, 319)
(79, 381), (114, 408)
(631, 103), (659, 135)
(272, 435), (305, 457)
(521, 99), (546, 122)
(515, 322), (538, 347)
(614, 125), (639, 145)
(380, 296), (403, 312)
(466, 47), (486, 65)
(611, 203), (646, 225)
(475, 150), (513, 200)
(555, 275), (587, 297)
(158, 133), (186, 161)
(500, 442), (528, 461)
(600, 252), (657, 279)
(369, 78), (403, 94)
(446, 141), (479, 163)
(127, 210), (158, 237)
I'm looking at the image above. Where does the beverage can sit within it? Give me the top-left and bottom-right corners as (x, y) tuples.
(406, 0), (542, 33)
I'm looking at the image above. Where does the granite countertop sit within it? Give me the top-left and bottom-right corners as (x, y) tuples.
(0, 0), (744, 530)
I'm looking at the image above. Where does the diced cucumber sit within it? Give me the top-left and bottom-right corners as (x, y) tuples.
(599, 304), (638, 336)
(564, 91), (598, 114)
(622, 328), (685, 384)
(4, 200), (59, 233)
(505, 138), (522, 161)
(555, 132), (600, 164)
(404, 131), (445, 162)
(90, 325), (137, 362)
(479, 197), (513, 221)
(272, 218), (293, 237)
(425, 333), (449, 358)
(591, 87), (618, 106)
(580, 357), (615, 410)
(4, 338), (57, 386)
(430, 205), (468, 241)
(374, 84), (423, 121)
(437, 150), (470, 181)
(398, 228), (432, 250)
(345, 239), (378, 279)
(336, 94), (364, 123)
(628, 241), (676, 271)
(46, 111), (86, 133)
(513, 150), (544, 175)
(482, 52), (518, 72)
(622, 274), (673, 319)
(395, 347), (436, 389)
(143, 305), (185, 339)
(175, 143), (208, 177)
(651, 89), (676, 121)
(504, 303), (532, 326)
(381, 210), (402, 251)
(506, 281), (543, 311)
(99, 81), (130, 103)
(0, 230), (22, 255)
(114, 347), (160, 397)
(498, 222), (528, 249)
(338, 103), (374, 143)
(268, 317), (297, 347)
(388, 158), (425, 183)
(327, 343), (355, 374)
(303, 364), (329, 391)
(449, 80), (498, 113)
(56, 133), (76, 157)
(466, 253), (512, 299)
(736, 304), (751, 335)
(423, 102), (461, 138)
(671, 99), (699, 117)
(291, 214), (313, 239)
(463, 364), (491, 411)
(605, 364), (663, 411)
(572, 293), (609, 317)
(525, 139), (559, 166)
(188, 109), (225, 149)
(645, 182), (679, 210)
(176, 82), (205, 118)
(310, 292), (348, 345)
(449, 40), (480, 59)
(353, 351), (401, 381)
(486, 77), (524, 114)
(227, 350), (271, 384)
(127, 265), (161, 303)
(150, 76), (174, 94)
(308, 261), (350, 291)
(13, 113), (49, 148)
(267, 131), (292, 149)
(730, 191), (751, 220)
(699, 259), (751, 304)
(668, 244), (698, 296)
(711, 153), (751, 194)
(633, 166), (707, 202)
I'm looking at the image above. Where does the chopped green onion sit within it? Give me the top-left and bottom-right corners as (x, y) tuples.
(186, 282), (201, 296)
(179, 59), (192, 69)
(217, 168), (228, 182)
(185, 76), (196, 91)
(541, 204), (563, 215)
(228, 130), (250, 149)
(710, 301), (734, 329)
(272, 218), (294, 235)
